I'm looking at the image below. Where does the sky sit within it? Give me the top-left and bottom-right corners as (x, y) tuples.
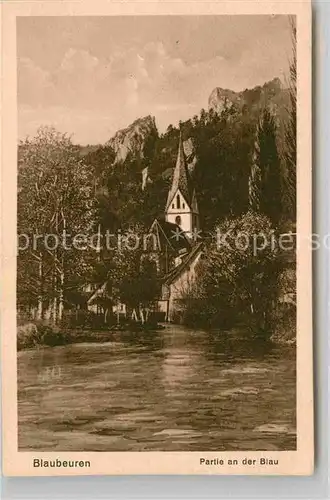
(17, 15), (293, 145)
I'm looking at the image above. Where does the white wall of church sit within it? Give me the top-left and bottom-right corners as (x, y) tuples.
(166, 188), (197, 237)
(167, 189), (189, 214)
(166, 211), (192, 236)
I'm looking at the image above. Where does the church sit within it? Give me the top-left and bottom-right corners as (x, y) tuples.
(87, 133), (204, 323)
(147, 133), (204, 322)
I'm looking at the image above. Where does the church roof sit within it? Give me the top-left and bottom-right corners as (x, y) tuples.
(149, 219), (191, 254)
(163, 242), (203, 285)
(166, 132), (193, 210)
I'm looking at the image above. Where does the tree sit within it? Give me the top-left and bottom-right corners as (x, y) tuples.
(251, 108), (282, 225)
(84, 145), (116, 195)
(283, 16), (297, 220)
(198, 212), (280, 335)
(249, 120), (262, 212)
(88, 279), (114, 324)
(192, 107), (253, 229)
(18, 126), (94, 324)
(110, 226), (160, 323)
(175, 258), (233, 329)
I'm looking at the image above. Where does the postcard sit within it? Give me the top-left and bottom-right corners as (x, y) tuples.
(1, 0), (312, 476)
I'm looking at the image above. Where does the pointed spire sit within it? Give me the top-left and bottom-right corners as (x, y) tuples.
(176, 129), (186, 171)
(166, 130), (192, 210)
(249, 119), (262, 212)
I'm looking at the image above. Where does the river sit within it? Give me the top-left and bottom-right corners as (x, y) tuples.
(18, 324), (296, 451)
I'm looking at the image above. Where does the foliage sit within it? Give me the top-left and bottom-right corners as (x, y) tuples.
(282, 16), (297, 221)
(190, 106), (254, 230)
(60, 310), (108, 329)
(269, 267), (296, 343)
(270, 303), (296, 344)
(249, 123), (262, 213)
(178, 212), (283, 336)
(110, 226), (160, 314)
(17, 126), (95, 323)
(17, 322), (71, 350)
(249, 108), (282, 225)
(38, 324), (72, 347)
(175, 268), (234, 329)
(17, 323), (41, 350)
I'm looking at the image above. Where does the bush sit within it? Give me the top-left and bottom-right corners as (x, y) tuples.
(17, 322), (71, 350)
(37, 324), (71, 347)
(174, 299), (236, 330)
(176, 212), (281, 337)
(270, 267), (296, 343)
(270, 303), (296, 344)
(17, 323), (42, 350)
(60, 310), (111, 329)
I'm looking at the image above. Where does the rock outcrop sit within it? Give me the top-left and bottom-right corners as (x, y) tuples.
(106, 115), (157, 163)
(183, 137), (197, 173)
(208, 87), (241, 114)
(208, 78), (286, 117)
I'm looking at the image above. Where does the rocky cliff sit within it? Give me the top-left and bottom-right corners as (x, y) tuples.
(77, 78), (288, 194)
(106, 115), (157, 163)
(208, 78), (288, 117)
(208, 87), (241, 114)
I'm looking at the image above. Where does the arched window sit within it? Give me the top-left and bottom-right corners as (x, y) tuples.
(175, 215), (182, 226)
(176, 194), (181, 209)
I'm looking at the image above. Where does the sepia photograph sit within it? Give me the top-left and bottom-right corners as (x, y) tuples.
(1, 1), (313, 476)
(16, 14), (298, 454)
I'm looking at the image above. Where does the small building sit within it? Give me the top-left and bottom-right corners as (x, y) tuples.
(86, 282), (128, 323)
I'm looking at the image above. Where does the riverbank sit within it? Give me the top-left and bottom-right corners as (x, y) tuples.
(17, 320), (295, 351)
(17, 321), (167, 351)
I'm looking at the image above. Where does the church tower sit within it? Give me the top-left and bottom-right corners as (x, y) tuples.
(165, 132), (199, 239)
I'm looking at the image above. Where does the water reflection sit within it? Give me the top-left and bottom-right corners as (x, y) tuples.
(18, 324), (296, 451)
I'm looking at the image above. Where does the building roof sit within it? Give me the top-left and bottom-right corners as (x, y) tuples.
(166, 132), (193, 210)
(163, 242), (203, 285)
(149, 218), (191, 254)
(86, 282), (107, 305)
